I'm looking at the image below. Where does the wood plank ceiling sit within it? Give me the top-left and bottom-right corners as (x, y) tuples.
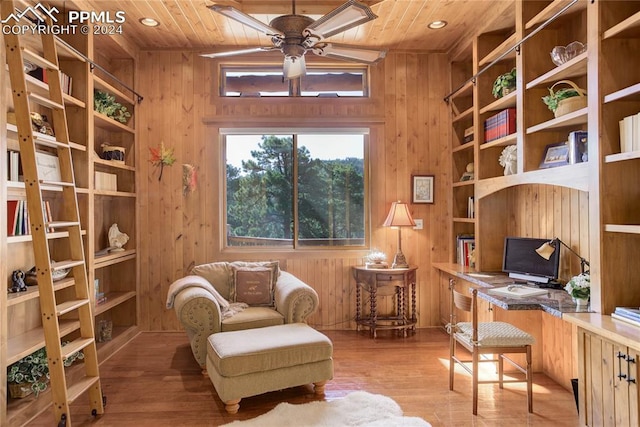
(50, 0), (515, 56)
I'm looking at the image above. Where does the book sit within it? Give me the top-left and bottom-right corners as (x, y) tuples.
(611, 312), (640, 328)
(614, 307), (640, 322)
(9, 151), (20, 181)
(620, 115), (634, 152)
(7, 201), (18, 235)
(15, 200), (24, 236)
(45, 200), (53, 232)
(634, 113), (640, 152)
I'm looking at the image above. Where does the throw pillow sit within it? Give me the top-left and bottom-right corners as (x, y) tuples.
(190, 262), (232, 300)
(233, 266), (274, 306)
(229, 261), (280, 302)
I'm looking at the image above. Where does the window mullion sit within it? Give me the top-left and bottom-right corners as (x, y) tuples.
(292, 135), (299, 248)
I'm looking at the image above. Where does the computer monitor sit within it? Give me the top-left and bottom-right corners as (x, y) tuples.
(502, 237), (560, 284)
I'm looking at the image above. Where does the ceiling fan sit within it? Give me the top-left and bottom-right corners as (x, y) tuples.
(202, 0), (387, 79)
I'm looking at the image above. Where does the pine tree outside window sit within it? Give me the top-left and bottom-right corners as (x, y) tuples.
(224, 131), (368, 249)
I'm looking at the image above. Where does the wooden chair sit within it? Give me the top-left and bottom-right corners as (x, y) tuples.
(448, 282), (534, 415)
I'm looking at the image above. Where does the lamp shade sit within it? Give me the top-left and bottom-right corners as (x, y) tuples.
(383, 201), (416, 227)
(535, 241), (556, 260)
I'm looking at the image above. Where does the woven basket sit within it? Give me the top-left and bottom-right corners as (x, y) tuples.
(551, 80), (587, 118)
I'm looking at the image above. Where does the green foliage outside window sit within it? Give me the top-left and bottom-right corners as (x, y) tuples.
(226, 134), (365, 247)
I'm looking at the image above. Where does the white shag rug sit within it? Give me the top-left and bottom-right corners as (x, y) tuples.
(221, 391), (432, 427)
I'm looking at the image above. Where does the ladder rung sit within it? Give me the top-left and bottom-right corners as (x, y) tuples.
(48, 221), (80, 229)
(28, 92), (64, 110)
(52, 259), (85, 271)
(34, 137), (70, 149)
(21, 47), (59, 71)
(62, 337), (94, 362)
(39, 180), (74, 187)
(56, 298), (89, 316)
(67, 375), (100, 404)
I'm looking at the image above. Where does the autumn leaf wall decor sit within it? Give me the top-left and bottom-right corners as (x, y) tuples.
(149, 142), (176, 181)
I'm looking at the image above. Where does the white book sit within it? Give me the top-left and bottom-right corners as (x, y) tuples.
(634, 112), (640, 152)
(621, 115), (634, 152)
(10, 151), (19, 182)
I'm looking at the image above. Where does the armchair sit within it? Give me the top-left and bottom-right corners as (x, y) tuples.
(169, 261), (319, 368)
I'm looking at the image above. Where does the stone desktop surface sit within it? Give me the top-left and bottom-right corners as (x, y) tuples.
(433, 262), (592, 318)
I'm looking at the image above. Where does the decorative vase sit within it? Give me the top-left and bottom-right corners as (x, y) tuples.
(573, 297), (589, 307)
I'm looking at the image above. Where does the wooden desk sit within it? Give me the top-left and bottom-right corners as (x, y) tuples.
(352, 266), (417, 338)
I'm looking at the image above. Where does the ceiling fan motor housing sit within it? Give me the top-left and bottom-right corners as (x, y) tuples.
(270, 14), (315, 59)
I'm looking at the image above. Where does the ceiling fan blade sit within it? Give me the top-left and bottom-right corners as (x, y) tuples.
(304, 0), (378, 39)
(208, 5), (284, 37)
(283, 56), (307, 80)
(312, 43), (386, 64)
(200, 47), (277, 58)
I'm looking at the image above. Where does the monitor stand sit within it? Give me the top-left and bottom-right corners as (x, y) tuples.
(536, 280), (563, 290)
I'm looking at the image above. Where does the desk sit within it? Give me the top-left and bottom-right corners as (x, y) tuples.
(352, 266), (417, 338)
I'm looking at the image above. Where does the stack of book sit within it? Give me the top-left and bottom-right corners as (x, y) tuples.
(456, 234), (475, 267)
(611, 307), (640, 327)
(6, 150), (21, 182)
(6, 200), (53, 236)
(484, 108), (516, 143)
(619, 112), (640, 153)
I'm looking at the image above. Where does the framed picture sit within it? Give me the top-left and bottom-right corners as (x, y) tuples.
(539, 142), (569, 169)
(412, 175), (434, 204)
(35, 151), (61, 182)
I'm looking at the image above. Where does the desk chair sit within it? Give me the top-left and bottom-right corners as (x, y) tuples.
(449, 282), (535, 414)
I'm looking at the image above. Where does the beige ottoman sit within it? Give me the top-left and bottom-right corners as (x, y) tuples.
(206, 323), (334, 414)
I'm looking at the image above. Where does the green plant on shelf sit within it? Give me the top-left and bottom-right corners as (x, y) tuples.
(94, 90), (131, 123)
(541, 87), (581, 113)
(492, 68), (517, 98)
(6, 342), (85, 398)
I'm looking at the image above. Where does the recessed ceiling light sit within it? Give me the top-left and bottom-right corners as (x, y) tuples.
(428, 20), (448, 30)
(139, 17), (160, 27)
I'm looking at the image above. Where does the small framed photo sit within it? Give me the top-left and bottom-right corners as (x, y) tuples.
(412, 175), (434, 204)
(539, 142), (569, 169)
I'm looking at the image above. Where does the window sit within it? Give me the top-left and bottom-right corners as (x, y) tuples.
(225, 131), (368, 248)
(221, 66), (369, 97)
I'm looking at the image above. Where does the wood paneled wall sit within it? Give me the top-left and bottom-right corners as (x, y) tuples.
(136, 51), (452, 331)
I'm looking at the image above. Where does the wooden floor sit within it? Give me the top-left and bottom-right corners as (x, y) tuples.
(29, 328), (580, 426)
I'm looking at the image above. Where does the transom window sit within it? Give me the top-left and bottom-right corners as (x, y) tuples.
(224, 131), (368, 249)
(221, 66), (369, 97)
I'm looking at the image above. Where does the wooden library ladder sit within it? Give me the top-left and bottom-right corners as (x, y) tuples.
(2, 1), (104, 425)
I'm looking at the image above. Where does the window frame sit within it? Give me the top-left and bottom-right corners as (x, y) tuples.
(219, 64), (371, 97)
(221, 128), (370, 251)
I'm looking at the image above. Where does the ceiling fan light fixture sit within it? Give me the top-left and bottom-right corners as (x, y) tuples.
(313, 43), (386, 64)
(208, 5), (283, 37)
(428, 20), (448, 30)
(305, 0), (378, 39)
(283, 55), (306, 80)
(139, 17), (159, 27)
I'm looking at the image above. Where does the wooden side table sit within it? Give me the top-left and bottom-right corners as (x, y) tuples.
(352, 266), (418, 338)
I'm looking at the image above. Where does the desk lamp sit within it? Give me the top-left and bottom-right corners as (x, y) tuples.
(535, 238), (590, 274)
(383, 201), (416, 269)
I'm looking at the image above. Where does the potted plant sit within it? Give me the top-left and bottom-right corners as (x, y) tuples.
(564, 273), (590, 306)
(7, 347), (49, 398)
(492, 68), (517, 98)
(94, 90), (131, 124)
(6, 343), (85, 399)
(541, 80), (587, 117)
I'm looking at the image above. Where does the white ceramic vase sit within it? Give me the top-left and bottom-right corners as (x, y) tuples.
(573, 297), (589, 307)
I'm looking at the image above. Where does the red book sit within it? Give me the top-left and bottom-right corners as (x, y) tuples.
(7, 201), (18, 235)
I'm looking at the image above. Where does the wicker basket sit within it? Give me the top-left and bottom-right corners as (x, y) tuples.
(551, 80), (587, 118)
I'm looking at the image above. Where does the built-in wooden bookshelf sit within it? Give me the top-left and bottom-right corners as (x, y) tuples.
(1, 26), (139, 425)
